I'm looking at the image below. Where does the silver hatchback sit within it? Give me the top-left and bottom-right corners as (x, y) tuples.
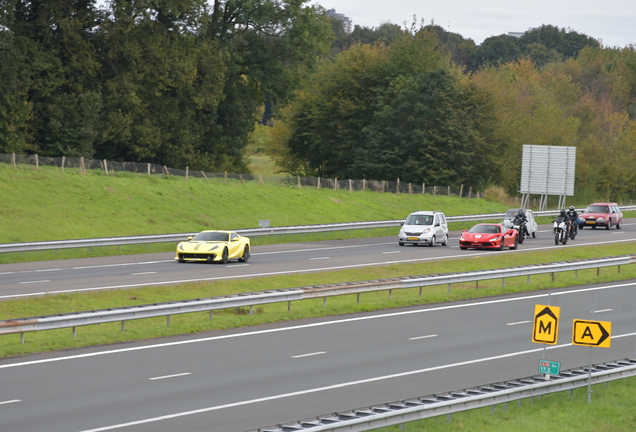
(398, 211), (449, 246)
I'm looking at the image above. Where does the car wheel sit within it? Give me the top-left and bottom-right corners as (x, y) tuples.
(220, 247), (228, 264)
(428, 236), (435, 247)
(178, 258), (185, 263)
(238, 245), (250, 263)
(616, 222), (621, 229)
(441, 235), (448, 246)
(460, 247), (467, 250)
(398, 241), (404, 246)
(499, 238), (505, 251)
(532, 231), (536, 238)
(606, 221), (611, 230)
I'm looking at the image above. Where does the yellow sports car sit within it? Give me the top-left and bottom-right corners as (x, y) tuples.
(176, 230), (250, 264)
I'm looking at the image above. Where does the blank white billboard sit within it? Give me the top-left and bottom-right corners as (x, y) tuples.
(520, 145), (576, 196)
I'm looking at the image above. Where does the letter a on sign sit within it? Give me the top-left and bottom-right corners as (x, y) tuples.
(532, 305), (560, 345)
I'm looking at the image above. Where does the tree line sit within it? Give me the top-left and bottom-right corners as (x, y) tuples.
(265, 22), (636, 199)
(2, 2), (636, 200)
(0, 0), (332, 172)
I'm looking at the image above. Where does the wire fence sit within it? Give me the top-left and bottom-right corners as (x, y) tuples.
(0, 152), (483, 198)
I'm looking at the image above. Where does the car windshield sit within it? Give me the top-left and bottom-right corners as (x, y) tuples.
(192, 232), (229, 242)
(405, 214), (433, 225)
(469, 224), (501, 234)
(585, 205), (609, 213)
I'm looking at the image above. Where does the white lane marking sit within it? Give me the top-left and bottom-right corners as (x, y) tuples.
(611, 232), (625, 234)
(0, 399), (21, 405)
(253, 242), (394, 256)
(507, 321), (531, 326)
(309, 257), (330, 260)
(149, 373), (191, 381)
(73, 332), (636, 432)
(18, 280), (50, 285)
(383, 251), (401, 254)
(592, 309), (613, 314)
(408, 335), (437, 340)
(292, 352), (326, 358)
(72, 261), (169, 270)
(131, 272), (157, 276)
(226, 264), (250, 268)
(5, 280), (636, 371)
(36, 268), (61, 272)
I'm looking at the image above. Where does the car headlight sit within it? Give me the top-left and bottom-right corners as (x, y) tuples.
(422, 228), (431, 234)
(597, 217), (605, 223)
(178, 243), (185, 251)
(399, 228), (405, 235)
(459, 237), (465, 242)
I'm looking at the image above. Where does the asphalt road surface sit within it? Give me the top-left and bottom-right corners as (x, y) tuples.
(1, 279), (636, 432)
(1, 220), (635, 299)
(0, 221), (635, 432)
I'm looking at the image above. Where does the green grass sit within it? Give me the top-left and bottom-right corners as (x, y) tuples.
(0, 163), (508, 263)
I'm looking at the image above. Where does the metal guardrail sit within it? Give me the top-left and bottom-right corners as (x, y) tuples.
(3, 206), (635, 254)
(244, 358), (636, 432)
(1, 255), (633, 340)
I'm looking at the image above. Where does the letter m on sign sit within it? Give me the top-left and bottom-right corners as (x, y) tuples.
(532, 305), (560, 345)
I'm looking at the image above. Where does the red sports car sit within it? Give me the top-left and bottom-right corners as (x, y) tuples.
(459, 223), (519, 250)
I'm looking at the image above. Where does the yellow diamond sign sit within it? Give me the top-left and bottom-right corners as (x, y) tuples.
(532, 305), (560, 345)
(572, 320), (611, 348)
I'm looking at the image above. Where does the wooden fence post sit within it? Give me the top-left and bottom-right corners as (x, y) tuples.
(80, 157), (85, 175)
(12, 153), (16, 167)
(349, 179), (352, 192)
(362, 179), (366, 191)
(422, 183), (425, 194)
(201, 171), (208, 181)
(297, 176), (301, 188)
(185, 166), (188, 180)
(396, 178), (400, 194)
(408, 183), (412, 194)
(147, 163), (150, 175)
(334, 178), (337, 190)
(259, 173), (263, 185)
(448, 186), (451, 196)
(61, 156), (66, 172)
(35, 154), (39, 170)
(459, 184), (464, 197)
(224, 171), (227, 184)
(104, 159), (109, 176)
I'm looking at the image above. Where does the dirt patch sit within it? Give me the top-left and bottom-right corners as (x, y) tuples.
(330, 198), (343, 203)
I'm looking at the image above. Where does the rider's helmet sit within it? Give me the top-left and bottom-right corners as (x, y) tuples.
(519, 209), (524, 215)
(560, 209), (567, 216)
(569, 206), (575, 211)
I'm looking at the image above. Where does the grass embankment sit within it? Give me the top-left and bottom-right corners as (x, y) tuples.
(374, 377), (636, 432)
(0, 164), (508, 264)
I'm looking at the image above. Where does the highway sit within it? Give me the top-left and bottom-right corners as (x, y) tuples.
(1, 279), (636, 432)
(0, 221), (635, 432)
(1, 221), (635, 299)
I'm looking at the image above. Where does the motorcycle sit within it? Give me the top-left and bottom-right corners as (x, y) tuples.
(553, 219), (569, 245)
(569, 219), (578, 239)
(513, 217), (526, 244)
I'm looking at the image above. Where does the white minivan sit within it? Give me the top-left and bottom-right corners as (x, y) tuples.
(398, 211), (449, 246)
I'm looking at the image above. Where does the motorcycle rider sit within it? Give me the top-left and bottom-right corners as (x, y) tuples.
(513, 209), (529, 237)
(555, 209), (571, 238)
(566, 205), (579, 234)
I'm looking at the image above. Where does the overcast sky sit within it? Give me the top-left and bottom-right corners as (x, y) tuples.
(319, 0), (636, 48)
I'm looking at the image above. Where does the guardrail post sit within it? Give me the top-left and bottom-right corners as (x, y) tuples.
(356, 294), (360, 304)
(618, 265), (621, 273)
(121, 321), (125, 331)
(249, 305), (253, 315)
(20, 333), (24, 344)
(210, 311), (213, 320)
(575, 270), (578, 278)
(501, 278), (505, 288)
(476, 280), (479, 290)
(389, 290), (392, 299)
(287, 301), (291, 311)
(446, 284), (450, 294)
(597, 268), (600, 277)
(527, 275), (531, 283)
(551, 273), (555, 281)
(72, 327), (76, 337)
(167, 315), (171, 326)
(323, 297), (327, 308)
